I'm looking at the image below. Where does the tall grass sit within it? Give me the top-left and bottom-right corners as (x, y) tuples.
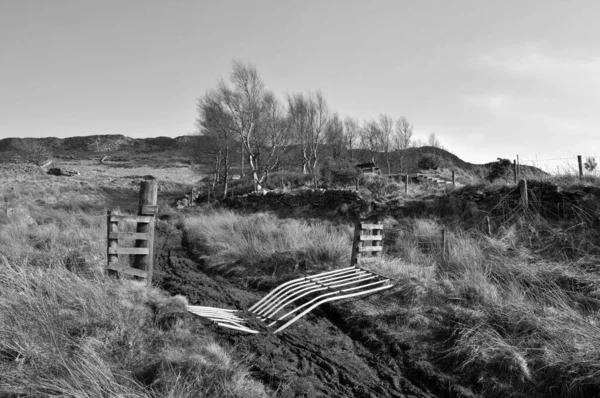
(0, 178), (269, 398)
(365, 215), (600, 397)
(184, 210), (352, 278)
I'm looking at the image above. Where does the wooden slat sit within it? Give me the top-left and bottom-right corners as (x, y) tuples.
(107, 264), (148, 278)
(108, 232), (150, 240)
(108, 247), (150, 255)
(361, 224), (383, 230)
(357, 256), (380, 262)
(109, 215), (154, 223)
(359, 235), (383, 241)
(140, 205), (158, 215)
(357, 246), (383, 252)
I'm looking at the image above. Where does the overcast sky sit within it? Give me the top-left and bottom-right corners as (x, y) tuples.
(1, 0), (598, 167)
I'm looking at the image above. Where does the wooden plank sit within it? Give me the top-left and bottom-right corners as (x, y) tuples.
(357, 246), (383, 252)
(140, 205), (158, 215)
(108, 247), (150, 255)
(109, 215), (154, 223)
(361, 224), (383, 230)
(109, 232), (150, 240)
(106, 264), (148, 278)
(359, 235), (383, 241)
(356, 256), (380, 262)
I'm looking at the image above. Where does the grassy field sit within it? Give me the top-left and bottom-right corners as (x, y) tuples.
(0, 173), (268, 398)
(2, 160), (600, 397)
(182, 195), (600, 397)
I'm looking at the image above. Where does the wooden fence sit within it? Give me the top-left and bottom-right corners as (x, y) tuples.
(106, 180), (158, 285)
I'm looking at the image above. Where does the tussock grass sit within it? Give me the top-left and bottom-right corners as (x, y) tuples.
(184, 210), (352, 278)
(365, 214), (600, 397)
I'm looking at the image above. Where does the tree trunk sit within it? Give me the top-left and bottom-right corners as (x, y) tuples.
(240, 142), (245, 178)
(222, 144), (229, 200)
(248, 153), (260, 191)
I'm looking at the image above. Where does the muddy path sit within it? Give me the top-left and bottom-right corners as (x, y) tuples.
(152, 225), (441, 398)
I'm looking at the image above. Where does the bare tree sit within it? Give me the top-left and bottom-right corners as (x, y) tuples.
(343, 116), (360, 161)
(307, 91), (329, 182)
(325, 112), (345, 159)
(288, 91), (329, 183)
(428, 132), (442, 149)
(360, 120), (383, 165)
(378, 114), (394, 175)
(288, 93), (311, 173)
(256, 91), (292, 184)
(394, 116), (413, 173)
(196, 90), (233, 198)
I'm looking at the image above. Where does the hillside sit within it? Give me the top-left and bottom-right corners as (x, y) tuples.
(0, 135), (547, 182)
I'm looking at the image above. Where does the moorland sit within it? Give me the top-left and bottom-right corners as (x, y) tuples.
(1, 134), (600, 398)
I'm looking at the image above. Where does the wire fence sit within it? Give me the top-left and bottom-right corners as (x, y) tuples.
(518, 154), (599, 176)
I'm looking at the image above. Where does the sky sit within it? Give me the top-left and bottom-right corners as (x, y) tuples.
(1, 0), (599, 167)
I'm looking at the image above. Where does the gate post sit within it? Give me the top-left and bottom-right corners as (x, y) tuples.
(134, 180), (158, 285)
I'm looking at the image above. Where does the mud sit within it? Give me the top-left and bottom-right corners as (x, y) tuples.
(153, 226), (440, 398)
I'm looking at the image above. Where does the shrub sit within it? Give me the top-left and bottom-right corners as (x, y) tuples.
(318, 158), (359, 188)
(418, 154), (443, 170)
(487, 158), (512, 182)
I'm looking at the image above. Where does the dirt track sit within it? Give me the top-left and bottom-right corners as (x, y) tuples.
(152, 224), (442, 398)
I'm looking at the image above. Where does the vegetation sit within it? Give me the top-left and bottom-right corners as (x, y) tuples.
(179, 176), (600, 397)
(0, 180), (268, 398)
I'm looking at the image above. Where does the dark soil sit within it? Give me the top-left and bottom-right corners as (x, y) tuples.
(152, 223), (456, 398)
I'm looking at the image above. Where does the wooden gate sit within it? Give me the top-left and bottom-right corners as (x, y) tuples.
(106, 181), (157, 285)
(350, 219), (383, 266)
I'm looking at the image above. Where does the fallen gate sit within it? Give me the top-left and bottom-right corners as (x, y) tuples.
(187, 219), (394, 334)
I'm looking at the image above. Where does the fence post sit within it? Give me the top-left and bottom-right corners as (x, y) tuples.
(107, 210), (120, 277)
(578, 155), (583, 179)
(485, 216), (491, 236)
(134, 180), (158, 285)
(519, 179), (528, 210)
(405, 173), (409, 193)
(452, 170), (455, 187)
(513, 160), (517, 183)
(517, 154), (520, 175)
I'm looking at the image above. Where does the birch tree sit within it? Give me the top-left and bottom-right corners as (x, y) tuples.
(378, 114), (394, 175)
(394, 116), (413, 173)
(343, 116), (360, 161)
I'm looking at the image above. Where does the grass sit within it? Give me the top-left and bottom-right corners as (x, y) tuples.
(0, 176), (269, 398)
(183, 210), (352, 280)
(360, 213), (600, 397)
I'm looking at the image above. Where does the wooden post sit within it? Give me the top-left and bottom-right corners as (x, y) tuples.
(107, 210), (120, 277)
(134, 180), (158, 285)
(405, 173), (409, 193)
(513, 160), (517, 183)
(578, 155), (583, 179)
(451, 170), (455, 187)
(519, 179), (528, 210)
(517, 154), (520, 175)
(485, 216), (491, 236)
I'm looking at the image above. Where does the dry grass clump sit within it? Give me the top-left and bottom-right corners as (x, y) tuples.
(0, 262), (267, 398)
(184, 210), (352, 277)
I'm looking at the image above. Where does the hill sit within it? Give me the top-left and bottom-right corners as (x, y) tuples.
(0, 134), (547, 182)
